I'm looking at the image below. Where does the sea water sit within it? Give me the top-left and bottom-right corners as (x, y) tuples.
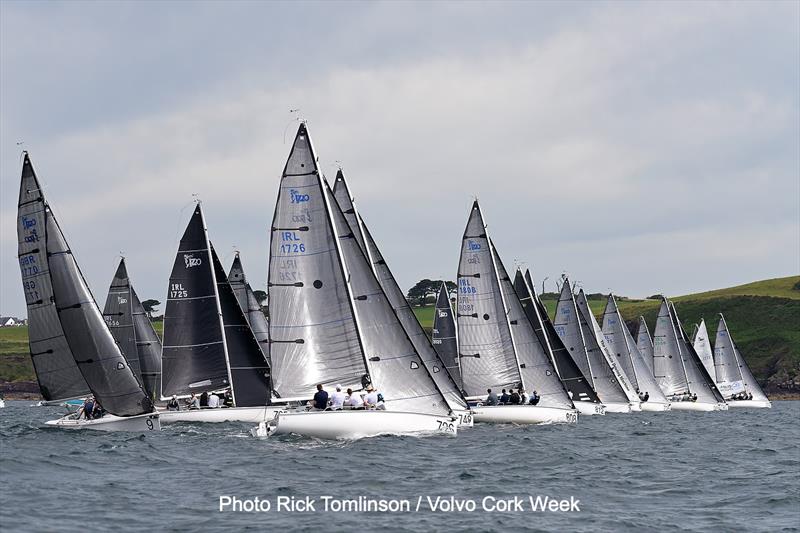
(1, 401), (797, 532)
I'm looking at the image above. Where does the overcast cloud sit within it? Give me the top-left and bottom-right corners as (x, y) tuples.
(1, 1), (798, 317)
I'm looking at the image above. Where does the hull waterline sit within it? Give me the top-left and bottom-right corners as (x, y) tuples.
(45, 412), (160, 432)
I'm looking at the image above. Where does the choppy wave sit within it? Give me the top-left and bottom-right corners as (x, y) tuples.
(0, 401), (797, 532)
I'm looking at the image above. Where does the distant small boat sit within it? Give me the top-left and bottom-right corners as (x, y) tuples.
(17, 153), (159, 431)
(714, 315), (771, 408)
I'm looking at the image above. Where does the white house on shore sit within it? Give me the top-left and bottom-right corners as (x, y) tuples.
(0, 317), (25, 327)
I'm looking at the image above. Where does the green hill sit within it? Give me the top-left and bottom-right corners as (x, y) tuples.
(2, 277), (798, 398)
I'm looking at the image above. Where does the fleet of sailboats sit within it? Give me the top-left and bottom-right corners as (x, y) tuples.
(12, 127), (775, 437)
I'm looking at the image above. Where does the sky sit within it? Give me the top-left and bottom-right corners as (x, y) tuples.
(1, 1), (798, 318)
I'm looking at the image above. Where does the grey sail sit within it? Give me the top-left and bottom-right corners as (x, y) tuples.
(519, 270), (601, 404)
(491, 245), (573, 409)
(575, 290), (637, 403)
(554, 280), (629, 404)
(692, 319), (717, 382)
(267, 123), (369, 399)
(636, 316), (655, 373)
(602, 295), (669, 405)
(332, 171), (466, 410)
(715, 315), (767, 401)
(46, 193), (152, 416)
(653, 299), (690, 397)
(103, 258), (162, 401)
(456, 201), (520, 396)
(713, 315), (746, 397)
(671, 303), (725, 404)
(16, 153), (90, 402)
(600, 295), (639, 391)
(432, 283), (461, 390)
(161, 204), (231, 398)
(326, 182), (449, 415)
(211, 246), (271, 406)
(228, 253), (270, 367)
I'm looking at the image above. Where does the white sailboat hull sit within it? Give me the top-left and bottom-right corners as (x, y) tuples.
(0, 399), (5, 408)
(640, 402), (671, 412)
(452, 409), (475, 427)
(159, 406), (282, 424)
(574, 401), (606, 416)
(629, 402), (643, 412)
(670, 401), (728, 412)
(471, 405), (578, 425)
(263, 410), (458, 439)
(603, 402), (634, 413)
(45, 412), (160, 432)
(726, 399), (772, 409)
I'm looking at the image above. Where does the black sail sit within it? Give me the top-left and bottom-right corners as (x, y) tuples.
(16, 154), (89, 401)
(432, 283), (462, 390)
(103, 259), (142, 383)
(212, 246), (271, 406)
(46, 198), (152, 416)
(161, 204), (231, 397)
(520, 270), (601, 403)
(228, 254), (271, 367)
(103, 258), (162, 402)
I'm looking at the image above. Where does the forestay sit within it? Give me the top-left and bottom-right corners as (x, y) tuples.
(692, 319), (716, 382)
(456, 202), (520, 396)
(16, 154), (90, 402)
(432, 283), (461, 390)
(491, 246), (572, 409)
(267, 123), (370, 399)
(518, 270), (600, 404)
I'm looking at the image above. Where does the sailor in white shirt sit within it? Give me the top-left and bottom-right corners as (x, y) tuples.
(329, 385), (346, 410)
(346, 388), (363, 408)
(208, 393), (220, 408)
(364, 386), (379, 409)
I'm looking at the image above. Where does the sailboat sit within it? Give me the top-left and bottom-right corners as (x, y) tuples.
(652, 299), (727, 411)
(636, 316), (655, 374)
(103, 258), (162, 403)
(455, 201), (577, 424)
(553, 280), (637, 413)
(516, 270), (605, 416)
(692, 319), (717, 382)
(431, 283), (462, 390)
(262, 123), (457, 439)
(601, 295), (671, 411)
(17, 153), (159, 431)
(333, 170), (472, 427)
(714, 315), (771, 408)
(159, 204), (276, 424)
(228, 253), (270, 367)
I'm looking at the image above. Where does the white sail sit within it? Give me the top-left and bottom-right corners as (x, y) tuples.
(653, 299), (691, 397)
(715, 315), (768, 402)
(692, 319), (716, 382)
(636, 316), (655, 374)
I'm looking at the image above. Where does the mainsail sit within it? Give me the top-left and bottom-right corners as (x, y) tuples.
(161, 204), (232, 398)
(17, 153), (90, 402)
(692, 319), (716, 382)
(602, 295), (669, 405)
(715, 315), (768, 401)
(456, 201), (520, 396)
(518, 270), (601, 404)
(491, 245), (573, 409)
(432, 283), (461, 390)
(267, 123), (369, 399)
(653, 299), (690, 397)
(228, 253), (270, 367)
(553, 280), (629, 404)
(636, 316), (655, 373)
(332, 170), (466, 410)
(103, 258), (162, 402)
